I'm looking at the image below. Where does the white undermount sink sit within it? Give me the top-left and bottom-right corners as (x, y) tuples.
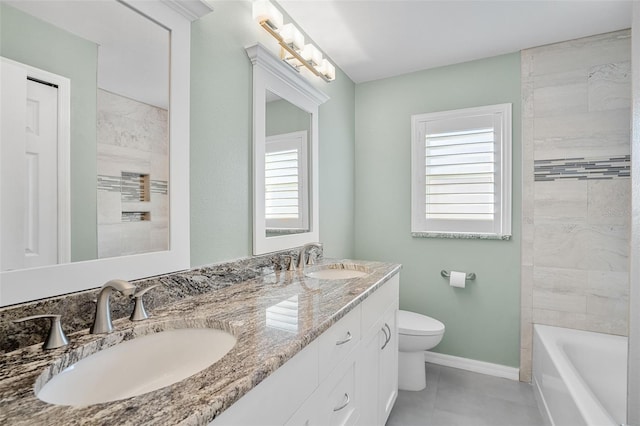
(305, 264), (369, 280)
(37, 328), (236, 406)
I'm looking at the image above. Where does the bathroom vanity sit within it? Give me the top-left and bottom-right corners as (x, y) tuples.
(213, 265), (399, 426)
(0, 259), (400, 425)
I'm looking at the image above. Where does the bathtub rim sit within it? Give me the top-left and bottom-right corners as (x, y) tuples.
(533, 324), (626, 426)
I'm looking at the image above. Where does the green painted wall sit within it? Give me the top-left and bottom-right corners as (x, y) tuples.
(0, 4), (98, 262)
(189, 0), (356, 266)
(354, 53), (522, 367)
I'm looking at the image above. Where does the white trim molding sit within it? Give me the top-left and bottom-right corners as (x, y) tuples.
(424, 351), (520, 381)
(628, 3), (640, 424)
(246, 43), (330, 106)
(159, 0), (213, 21)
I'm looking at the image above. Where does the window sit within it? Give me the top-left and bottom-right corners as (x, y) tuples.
(265, 130), (309, 231)
(411, 104), (512, 239)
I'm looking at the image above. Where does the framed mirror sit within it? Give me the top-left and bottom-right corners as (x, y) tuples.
(0, 0), (212, 307)
(246, 43), (329, 255)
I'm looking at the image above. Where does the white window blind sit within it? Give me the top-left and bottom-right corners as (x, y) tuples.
(265, 131), (308, 230)
(411, 104), (512, 238)
(266, 148), (299, 220)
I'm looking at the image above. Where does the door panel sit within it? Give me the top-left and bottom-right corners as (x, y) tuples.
(1, 59), (59, 270)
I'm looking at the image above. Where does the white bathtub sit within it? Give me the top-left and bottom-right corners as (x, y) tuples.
(533, 324), (627, 426)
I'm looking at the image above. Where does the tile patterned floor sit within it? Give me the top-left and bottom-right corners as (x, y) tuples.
(386, 363), (544, 426)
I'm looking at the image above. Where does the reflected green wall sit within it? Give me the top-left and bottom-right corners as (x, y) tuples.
(354, 53), (522, 367)
(189, 0), (356, 266)
(266, 99), (310, 136)
(0, 4), (98, 262)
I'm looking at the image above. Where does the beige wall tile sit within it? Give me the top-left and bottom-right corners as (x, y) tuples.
(588, 61), (631, 112)
(587, 179), (631, 226)
(533, 83), (588, 117)
(534, 180), (587, 221)
(533, 266), (588, 292)
(533, 288), (587, 313)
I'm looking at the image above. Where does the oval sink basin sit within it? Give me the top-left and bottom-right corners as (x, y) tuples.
(305, 264), (369, 280)
(37, 328), (236, 406)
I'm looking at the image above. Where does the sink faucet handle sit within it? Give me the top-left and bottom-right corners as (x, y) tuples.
(130, 284), (159, 321)
(306, 252), (316, 266)
(285, 255), (296, 271)
(13, 314), (69, 350)
(297, 242), (322, 269)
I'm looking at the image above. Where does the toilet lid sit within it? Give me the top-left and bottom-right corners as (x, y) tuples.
(398, 310), (445, 336)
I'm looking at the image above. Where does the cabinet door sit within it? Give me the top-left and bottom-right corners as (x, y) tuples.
(359, 325), (384, 426)
(379, 305), (398, 424)
(316, 353), (360, 426)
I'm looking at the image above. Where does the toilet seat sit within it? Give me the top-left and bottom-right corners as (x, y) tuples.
(398, 310), (445, 336)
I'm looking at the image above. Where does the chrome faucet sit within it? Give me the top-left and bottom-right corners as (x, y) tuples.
(297, 242), (322, 270)
(90, 279), (136, 334)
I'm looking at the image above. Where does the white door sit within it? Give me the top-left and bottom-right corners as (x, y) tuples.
(1, 59), (61, 270)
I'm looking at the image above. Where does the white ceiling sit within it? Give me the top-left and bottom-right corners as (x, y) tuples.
(278, 0), (633, 83)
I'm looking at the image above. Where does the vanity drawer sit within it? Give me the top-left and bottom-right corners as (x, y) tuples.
(318, 305), (361, 378)
(361, 274), (399, 335)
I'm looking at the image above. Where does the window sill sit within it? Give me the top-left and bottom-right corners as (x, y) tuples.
(411, 231), (512, 241)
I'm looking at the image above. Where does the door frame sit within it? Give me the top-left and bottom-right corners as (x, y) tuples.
(1, 57), (71, 266)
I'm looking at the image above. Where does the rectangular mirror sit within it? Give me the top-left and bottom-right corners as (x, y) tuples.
(0, 0), (205, 306)
(246, 43), (328, 255)
(1, 0), (170, 271)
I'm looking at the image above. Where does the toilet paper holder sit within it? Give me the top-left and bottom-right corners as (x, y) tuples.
(440, 270), (476, 281)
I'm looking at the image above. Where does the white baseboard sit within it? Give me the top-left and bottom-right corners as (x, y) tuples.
(424, 351), (520, 381)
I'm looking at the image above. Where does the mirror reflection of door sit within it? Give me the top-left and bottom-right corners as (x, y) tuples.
(0, 58), (70, 271)
(264, 90), (311, 238)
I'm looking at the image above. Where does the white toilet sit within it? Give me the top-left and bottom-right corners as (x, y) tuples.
(398, 310), (445, 391)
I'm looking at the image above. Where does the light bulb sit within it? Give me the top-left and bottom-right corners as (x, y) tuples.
(280, 23), (305, 51)
(252, 0), (283, 30)
(301, 44), (323, 66)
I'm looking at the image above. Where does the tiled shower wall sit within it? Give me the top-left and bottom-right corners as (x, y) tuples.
(520, 30), (631, 381)
(96, 89), (169, 258)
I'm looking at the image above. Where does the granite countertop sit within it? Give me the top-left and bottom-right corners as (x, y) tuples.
(0, 259), (400, 425)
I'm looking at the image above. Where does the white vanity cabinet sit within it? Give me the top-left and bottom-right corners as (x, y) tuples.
(211, 273), (399, 426)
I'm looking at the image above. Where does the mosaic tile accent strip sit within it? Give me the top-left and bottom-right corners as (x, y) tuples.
(97, 175), (122, 192)
(122, 212), (150, 222)
(150, 179), (168, 195)
(97, 175), (168, 196)
(534, 155), (630, 181)
(121, 172), (149, 201)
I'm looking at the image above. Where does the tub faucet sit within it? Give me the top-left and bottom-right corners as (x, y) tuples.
(297, 242), (322, 270)
(90, 279), (136, 334)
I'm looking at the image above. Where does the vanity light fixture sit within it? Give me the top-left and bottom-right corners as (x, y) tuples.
(252, 0), (336, 82)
